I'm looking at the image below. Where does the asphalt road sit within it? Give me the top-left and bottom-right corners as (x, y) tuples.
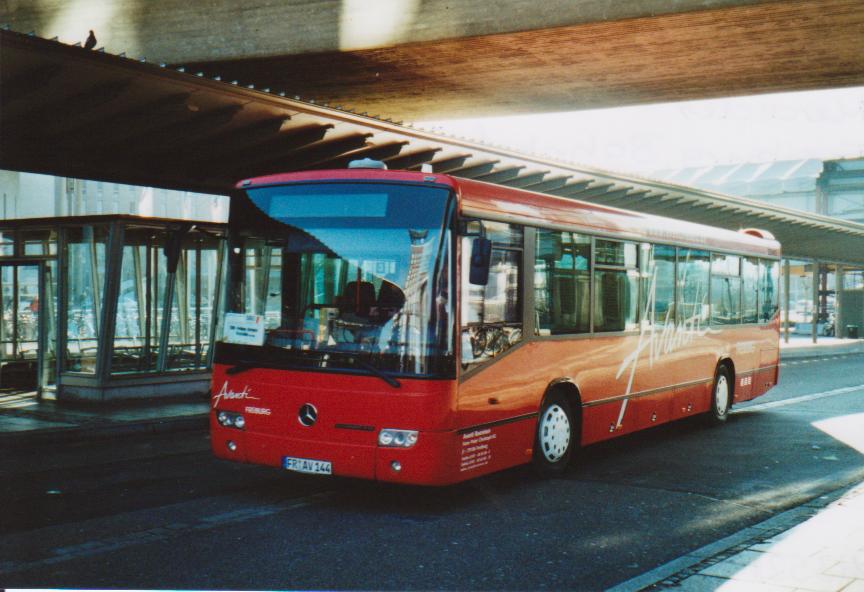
(2, 353), (863, 590)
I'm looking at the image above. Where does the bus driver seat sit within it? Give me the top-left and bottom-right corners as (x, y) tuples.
(341, 281), (377, 318)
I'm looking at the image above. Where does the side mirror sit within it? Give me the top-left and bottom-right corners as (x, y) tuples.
(469, 237), (492, 285)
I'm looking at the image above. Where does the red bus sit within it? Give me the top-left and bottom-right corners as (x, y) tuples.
(210, 164), (780, 485)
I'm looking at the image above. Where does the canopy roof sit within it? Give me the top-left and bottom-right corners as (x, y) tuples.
(2, 28), (863, 265)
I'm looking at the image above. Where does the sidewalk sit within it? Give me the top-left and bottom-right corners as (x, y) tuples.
(0, 394), (208, 446)
(780, 336), (864, 360)
(610, 481), (864, 592)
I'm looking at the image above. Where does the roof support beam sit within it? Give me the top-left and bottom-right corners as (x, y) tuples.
(450, 160), (500, 178)
(249, 132), (372, 176)
(474, 166), (526, 184)
(186, 116), (291, 162)
(546, 180), (593, 198)
(564, 182), (618, 200)
(105, 103), (245, 157)
(210, 123), (334, 170)
(429, 154), (472, 173)
(596, 189), (650, 206)
(311, 141), (408, 169)
(520, 175), (571, 194)
(385, 147), (441, 170)
(505, 171), (550, 188)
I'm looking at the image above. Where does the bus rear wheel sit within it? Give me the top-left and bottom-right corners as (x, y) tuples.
(533, 392), (575, 476)
(707, 365), (732, 425)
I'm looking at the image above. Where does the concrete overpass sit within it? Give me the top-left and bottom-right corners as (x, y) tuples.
(2, 0), (863, 120)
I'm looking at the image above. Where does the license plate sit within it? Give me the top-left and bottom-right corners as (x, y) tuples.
(283, 456), (332, 475)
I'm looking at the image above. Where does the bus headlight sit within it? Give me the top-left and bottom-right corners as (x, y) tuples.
(378, 429), (418, 448)
(216, 410), (245, 429)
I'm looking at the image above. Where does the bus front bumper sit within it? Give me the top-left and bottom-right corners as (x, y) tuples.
(211, 427), (468, 486)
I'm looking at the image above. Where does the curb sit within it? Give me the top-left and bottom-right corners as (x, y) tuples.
(606, 484), (855, 592)
(0, 413), (208, 448)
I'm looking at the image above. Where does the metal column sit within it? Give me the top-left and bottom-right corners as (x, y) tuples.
(783, 258), (790, 344)
(811, 261), (819, 344)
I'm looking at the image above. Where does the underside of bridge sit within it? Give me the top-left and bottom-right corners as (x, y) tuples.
(3, 0), (863, 119)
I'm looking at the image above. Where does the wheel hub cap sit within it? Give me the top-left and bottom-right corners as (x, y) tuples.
(716, 375), (730, 416)
(540, 404), (570, 462)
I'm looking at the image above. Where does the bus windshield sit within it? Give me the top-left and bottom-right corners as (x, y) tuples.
(217, 181), (454, 378)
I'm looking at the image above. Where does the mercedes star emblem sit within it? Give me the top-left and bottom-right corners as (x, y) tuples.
(298, 403), (318, 427)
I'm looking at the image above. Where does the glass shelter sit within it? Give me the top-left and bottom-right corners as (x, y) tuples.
(0, 216), (225, 401)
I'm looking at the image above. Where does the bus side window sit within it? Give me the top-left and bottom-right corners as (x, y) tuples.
(678, 248), (711, 324)
(742, 257), (759, 323)
(461, 221), (522, 366)
(593, 239), (639, 333)
(710, 253), (742, 325)
(534, 229), (590, 335)
(759, 259), (780, 322)
(642, 244), (676, 325)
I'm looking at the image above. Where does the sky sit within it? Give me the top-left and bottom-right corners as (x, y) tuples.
(418, 86), (864, 177)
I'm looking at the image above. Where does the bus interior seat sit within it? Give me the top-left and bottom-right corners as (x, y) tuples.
(341, 281), (376, 317)
(376, 281), (406, 313)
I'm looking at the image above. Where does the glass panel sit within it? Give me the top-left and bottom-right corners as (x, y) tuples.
(460, 221), (522, 366)
(463, 247), (520, 325)
(535, 230), (590, 335)
(595, 239), (637, 267)
(711, 253), (742, 325)
(0, 265), (41, 390)
(0, 231), (13, 257)
(243, 241), (282, 330)
(16, 265), (40, 360)
(65, 226), (108, 373)
(742, 257), (759, 323)
(22, 229), (58, 256)
(483, 221), (523, 247)
(43, 261), (58, 387)
(0, 266), (12, 359)
(843, 269), (864, 290)
(678, 248), (710, 323)
(112, 228), (168, 374)
(712, 253), (740, 277)
(594, 269), (639, 332)
(642, 245), (676, 325)
(813, 263), (835, 336)
(166, 232), (222, 371)
(759, 259), (780, 323)
(711, 275), (742, 324)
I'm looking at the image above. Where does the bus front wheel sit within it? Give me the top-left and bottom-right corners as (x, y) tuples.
(532, 391), (575, 476)
(707, 365), (733, 424)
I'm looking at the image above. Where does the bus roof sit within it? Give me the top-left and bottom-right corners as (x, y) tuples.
(238, 169), (781, 258)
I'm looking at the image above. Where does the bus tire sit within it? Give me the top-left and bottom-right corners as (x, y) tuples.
(707, 365), (732, 425)
(532, 391), (575, 476)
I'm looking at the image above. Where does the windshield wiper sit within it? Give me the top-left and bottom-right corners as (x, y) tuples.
(355, 360), (401, 389)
